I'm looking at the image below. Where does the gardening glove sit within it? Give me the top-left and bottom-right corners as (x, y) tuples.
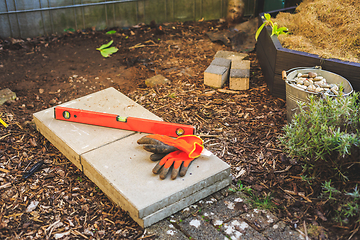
(137, 134), (204, 179)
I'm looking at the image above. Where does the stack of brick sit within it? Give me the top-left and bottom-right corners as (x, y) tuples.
(204, 50), (250, 90)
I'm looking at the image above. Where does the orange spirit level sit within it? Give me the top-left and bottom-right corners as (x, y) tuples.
(54, 106), (195, 138)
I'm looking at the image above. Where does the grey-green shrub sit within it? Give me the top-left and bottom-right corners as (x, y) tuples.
(279, 92), (360, 181)
(280, 93), (360, 225)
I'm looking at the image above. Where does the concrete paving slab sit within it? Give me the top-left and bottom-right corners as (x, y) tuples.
(33, 87), (162, 168)
(168, 195), (220, 223)
(81, 133), (231, 227)
(34, 87), (231, 228)
(204, 65), (229, 88)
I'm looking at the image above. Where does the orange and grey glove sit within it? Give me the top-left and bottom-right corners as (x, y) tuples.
(137, 134), (204, 179)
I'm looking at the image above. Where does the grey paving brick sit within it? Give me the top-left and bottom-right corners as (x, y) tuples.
(211, 57), (231, 68)
(146, 219), (188, 240)
(262, 221), (305, 240)
(221, 218), (266, 240)
(230, 68), (250, 78)
(178, 215), (226, 240)
(240, 208), (278, 231)
(201, 194), (249, 223)
(231, 59), (250, 70)
(204, 65), (229, 88)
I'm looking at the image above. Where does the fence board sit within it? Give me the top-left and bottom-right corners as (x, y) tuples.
(0, 0), (254, 38)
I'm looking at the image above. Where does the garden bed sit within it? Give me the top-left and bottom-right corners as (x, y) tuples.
(256, 7), (360, 99)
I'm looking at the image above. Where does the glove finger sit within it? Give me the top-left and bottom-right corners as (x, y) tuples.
(150, 153), (167, 161)
(143, 144), (178, 154)
(180, 161), (193, 177)
(160, 166), (171, 180)
(137, 136), (164, 145)
(171, 163), (182, 180)
(152, 161), (164, 174)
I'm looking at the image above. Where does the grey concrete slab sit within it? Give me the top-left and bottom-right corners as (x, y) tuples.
(33, 87), (162, 168)
(81, 133), (231, 227)
(142, 177), (230, 227)
(34, 87), (231, 228)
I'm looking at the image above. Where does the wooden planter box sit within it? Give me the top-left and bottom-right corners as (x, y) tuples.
(256, 7), (360, 99)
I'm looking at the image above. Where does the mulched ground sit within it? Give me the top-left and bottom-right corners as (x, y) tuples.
(0, 19), (357, 239)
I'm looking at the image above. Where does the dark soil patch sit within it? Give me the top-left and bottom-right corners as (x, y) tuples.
(0, 20), (357, 239)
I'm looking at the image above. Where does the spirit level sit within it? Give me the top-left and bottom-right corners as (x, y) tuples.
(54, 106), (195, 138)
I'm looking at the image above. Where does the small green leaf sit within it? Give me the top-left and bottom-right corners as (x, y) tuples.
(264, 13), (271, 20)
(98, 40), (114, 50)
(255, 23), (266, 41)
(106, 30), (117, 34)
(277, 27), (288, 32)
(271, 23), (278, 36)
(100, 47), (118, 57)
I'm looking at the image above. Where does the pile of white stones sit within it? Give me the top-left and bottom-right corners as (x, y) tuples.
(288, 71), (341, 96)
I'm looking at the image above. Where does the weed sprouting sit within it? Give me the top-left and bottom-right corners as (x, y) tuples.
(255, 13), (288, 41)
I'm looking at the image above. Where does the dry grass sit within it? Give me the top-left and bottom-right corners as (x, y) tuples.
(274, 0), (360, 63)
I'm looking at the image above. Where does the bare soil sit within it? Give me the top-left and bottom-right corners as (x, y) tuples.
(0, 20), (356, 239)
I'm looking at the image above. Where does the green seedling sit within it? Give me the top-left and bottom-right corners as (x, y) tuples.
(255, 13), (288, 41)
(321, 180), (340, 200)
(251, 193), (276, 211)
(229, 180), (253, 194)
(96, 40), (119, 58)
(77, 176), (83, 182)
(106, 30), (117, 34)
(300, 175), (315, 185)
(168, 93), (176, 98)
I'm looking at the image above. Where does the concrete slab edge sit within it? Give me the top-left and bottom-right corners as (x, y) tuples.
(140, 167), (231, 218)
(142, 177), (232, 227)
(33, 115), (82, 170)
